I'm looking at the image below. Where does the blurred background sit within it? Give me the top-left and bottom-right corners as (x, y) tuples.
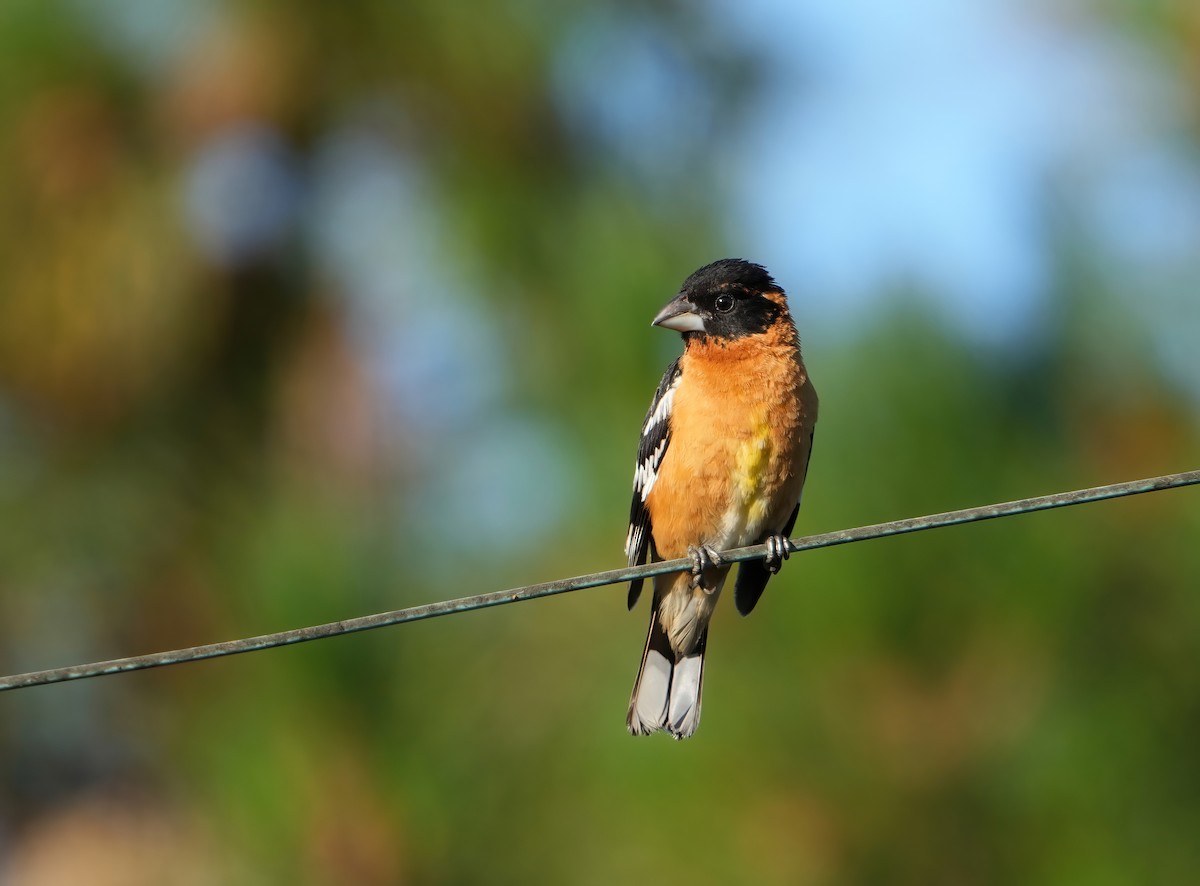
(1, 0), (1198, 883)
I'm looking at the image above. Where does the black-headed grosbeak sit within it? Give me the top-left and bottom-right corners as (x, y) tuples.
(625, 259), (818, 738)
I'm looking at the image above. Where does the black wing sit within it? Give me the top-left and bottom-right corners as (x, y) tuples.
(625, 357), (682, 610)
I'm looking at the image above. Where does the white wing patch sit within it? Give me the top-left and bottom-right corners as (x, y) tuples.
(634, 437), (668, 501)
(624, 523), (642, 561)
(642, 384), (675, 436)
(632, 374), (678, 505)
(625, 361), (681, 564)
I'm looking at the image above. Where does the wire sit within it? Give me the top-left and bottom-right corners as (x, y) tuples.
(2, 469), (1197, 692)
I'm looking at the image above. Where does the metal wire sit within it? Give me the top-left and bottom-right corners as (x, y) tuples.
(1, 469), (1197, 692)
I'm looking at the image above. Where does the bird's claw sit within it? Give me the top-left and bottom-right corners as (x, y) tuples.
(764, 534), (792, 574)
(687, 545), (723, 588)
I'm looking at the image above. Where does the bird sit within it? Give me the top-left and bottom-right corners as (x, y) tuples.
(624, 259), (818, 739)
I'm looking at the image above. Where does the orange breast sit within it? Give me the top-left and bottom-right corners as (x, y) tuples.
(645, 329), (816, 559)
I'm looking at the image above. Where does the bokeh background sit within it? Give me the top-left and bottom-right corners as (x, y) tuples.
(1, 0), (1199, 883)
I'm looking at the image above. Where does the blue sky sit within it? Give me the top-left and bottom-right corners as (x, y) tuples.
(548, 0), (1200, 387)
(716, 0), (1200, 358)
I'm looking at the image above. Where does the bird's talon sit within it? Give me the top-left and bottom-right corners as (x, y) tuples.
(764, 535), (792, 574)
(687, 545), (723, 587)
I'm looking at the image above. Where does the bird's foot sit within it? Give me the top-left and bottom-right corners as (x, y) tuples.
(687, 545), (724, 589)
(763, 534), (792, 574)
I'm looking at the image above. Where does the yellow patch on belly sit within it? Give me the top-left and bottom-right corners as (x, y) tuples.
(725, 414), (774, 541)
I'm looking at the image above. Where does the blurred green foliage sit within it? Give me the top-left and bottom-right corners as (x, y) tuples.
(1, 2), (1199, 884)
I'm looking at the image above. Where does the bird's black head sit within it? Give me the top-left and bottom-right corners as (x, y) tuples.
(652, 259), (790, 342)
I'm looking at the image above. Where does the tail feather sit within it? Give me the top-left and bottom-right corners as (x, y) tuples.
(666, 642), (705, 738)
(627, 610), (706, 739)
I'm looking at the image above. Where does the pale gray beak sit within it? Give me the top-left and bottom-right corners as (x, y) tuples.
(652, 293), (706, 333)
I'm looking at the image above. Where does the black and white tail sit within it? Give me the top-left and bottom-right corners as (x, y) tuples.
(627, 608), (707, 739)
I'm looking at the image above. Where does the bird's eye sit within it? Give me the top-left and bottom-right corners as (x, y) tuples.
(714, 294), (735, 313)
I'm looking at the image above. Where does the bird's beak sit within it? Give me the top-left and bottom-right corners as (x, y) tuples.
(652, 293), (706, 333)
